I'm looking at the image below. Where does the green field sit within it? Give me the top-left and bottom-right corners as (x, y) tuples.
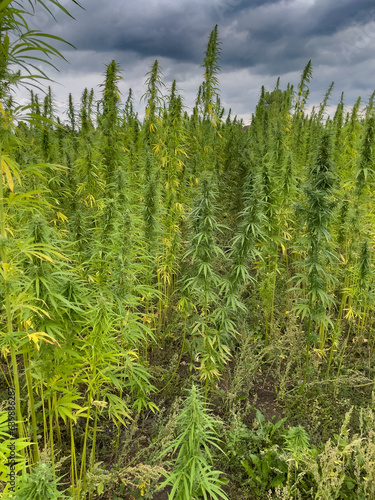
(1, 3), (375, 499)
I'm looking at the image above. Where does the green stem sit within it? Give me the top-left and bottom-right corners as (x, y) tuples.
(300, 309), (312, 395)
(318, 321), (325, 352)
(79, 392), (92, 489)
(53, 392), (62, 449)
(23, 352), (39, 464)
(90, 407), (98, 470)
(88, 406), (98, 500)
(10, 345), (25, 454)
(48, 395), (55, 472)
(70, 418), (78, 498)
(270, 245), (279, 330)
(337, 277), (348, 323)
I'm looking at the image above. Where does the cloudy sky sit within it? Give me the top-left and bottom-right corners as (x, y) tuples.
(19, 0), (375, 123)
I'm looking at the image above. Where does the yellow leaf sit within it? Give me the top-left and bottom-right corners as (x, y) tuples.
(56, 212), (68, 223)
(126, 350), (139, 359)
(92, 400), (108, 409)
(26, 332), (61, 351)
(1, 346), (10, 357)
(344, 307), (355, 320)
(2, 154), (21, 189)
(0, 102), (11, 122)
(1, 157), (14, 192)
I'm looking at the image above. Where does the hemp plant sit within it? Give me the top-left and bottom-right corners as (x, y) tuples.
(182, 177), (230, 395)
(142, 59), (165, 146)
(98, 60), (123, 189)
(158, 384), (228, 500)
(155, 80), (187, 321)
(223, 172), (265, 318)
(292, 131), (337, 389)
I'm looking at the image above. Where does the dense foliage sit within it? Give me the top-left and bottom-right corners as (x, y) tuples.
(1, 3), (375, 499)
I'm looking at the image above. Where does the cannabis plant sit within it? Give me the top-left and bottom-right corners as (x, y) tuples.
(158, 384), (228, 500)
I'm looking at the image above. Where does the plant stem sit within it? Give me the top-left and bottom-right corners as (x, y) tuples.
(23, 352), (40, 463)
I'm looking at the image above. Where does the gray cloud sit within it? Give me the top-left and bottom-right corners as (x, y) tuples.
(18, 0), (375, 123)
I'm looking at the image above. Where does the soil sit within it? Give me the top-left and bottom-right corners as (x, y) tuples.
(249, 373), (284, 422)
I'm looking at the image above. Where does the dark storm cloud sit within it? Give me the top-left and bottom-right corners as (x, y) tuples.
(22, 0), (375, 122)
(46, 0), (214, 62)
(52, 0), (374, 75)
(305, 0), (375, 37)
(219, 0), (375, 71)
(37, 0), (375, 73)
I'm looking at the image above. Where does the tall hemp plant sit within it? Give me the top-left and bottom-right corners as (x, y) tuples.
(70, 86), (99, 261)
(182, 177), (230, 396)
(351, 113), (375, 341)
(155, 81), (187, 323)
(223, 171), (265, 308)
(291, 60), (312, 170)
(334, 108), (375, 371)
(255, 85), (293, 342)
(0, 0), (82, 493)
(293, 131), (337, 389)
(141, 60), (165, 332)
(193, 24), (223, 179)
